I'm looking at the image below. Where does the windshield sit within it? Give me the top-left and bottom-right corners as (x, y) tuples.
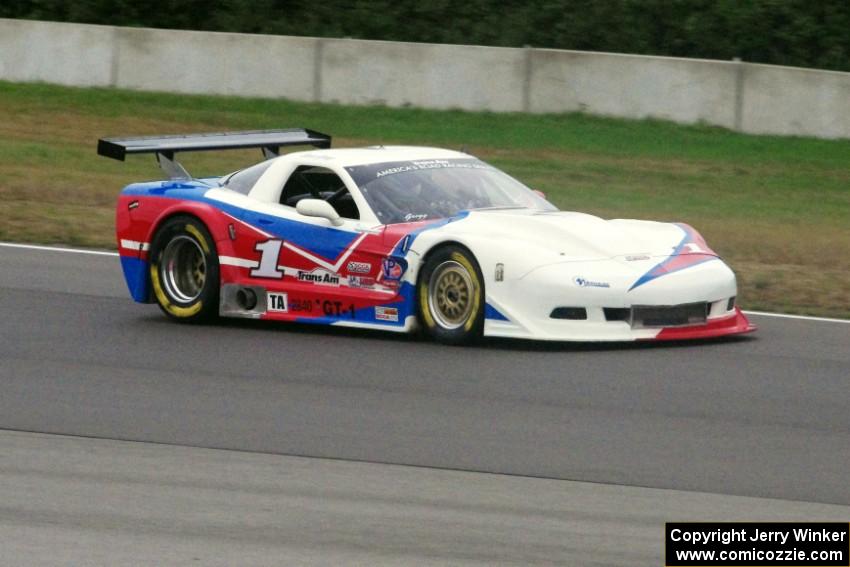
(345, 158), (557, 224)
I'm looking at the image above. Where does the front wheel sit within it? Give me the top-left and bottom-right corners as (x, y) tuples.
(149, 216), (220, 323)
(417, 246), (484, 345)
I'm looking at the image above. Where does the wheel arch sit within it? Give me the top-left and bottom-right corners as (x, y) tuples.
(144, 202), (228, 250)
(139, 203), (232, 303)
(414, 239), (481, 291)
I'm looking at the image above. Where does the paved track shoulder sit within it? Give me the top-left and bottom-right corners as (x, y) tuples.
(3, 430), (849, 566)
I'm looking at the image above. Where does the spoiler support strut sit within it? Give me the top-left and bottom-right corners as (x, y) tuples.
(155, 151), (191, 180)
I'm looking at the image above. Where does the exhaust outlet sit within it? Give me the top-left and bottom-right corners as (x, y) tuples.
(219, 284), (266, 318)
(235, 288), (257, 310)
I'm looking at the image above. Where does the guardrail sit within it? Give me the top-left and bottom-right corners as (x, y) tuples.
(1, 18), (847, 139)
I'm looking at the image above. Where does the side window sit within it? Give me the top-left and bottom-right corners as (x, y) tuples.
(280, 166), (360, 220)
(223, 160), (275, 195)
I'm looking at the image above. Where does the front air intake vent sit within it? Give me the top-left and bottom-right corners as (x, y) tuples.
(604, 303), (710, 327)
(550, 307), (587, 320)
(632, 302), (708, 328)
(603, 308), (630, 322)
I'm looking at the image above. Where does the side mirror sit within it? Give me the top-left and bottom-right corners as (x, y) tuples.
(296, 198), (343, 226)
(533, 189), (547, 200)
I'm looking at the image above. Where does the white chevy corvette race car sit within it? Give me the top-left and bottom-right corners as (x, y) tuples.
(100, 129), (755, 344)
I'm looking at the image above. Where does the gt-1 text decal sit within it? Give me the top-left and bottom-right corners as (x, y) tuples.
(288, 298), (357, 319)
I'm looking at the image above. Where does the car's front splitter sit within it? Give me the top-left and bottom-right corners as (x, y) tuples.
(646, 306), (756, 341)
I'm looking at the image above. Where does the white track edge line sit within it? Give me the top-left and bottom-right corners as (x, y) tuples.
(742, 310), (850, 324)
(2, 241), (848, 325)
(0, 242), (118, 257)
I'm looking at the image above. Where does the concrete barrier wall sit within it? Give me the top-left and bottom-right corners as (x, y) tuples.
(318, 39), (527, 111)
(1, 18), (848, 139)
(741, 63), (850, 138)
(0, 19), (115, 87)
(528, 50), (741, 129)
(115, 27), (319, 100)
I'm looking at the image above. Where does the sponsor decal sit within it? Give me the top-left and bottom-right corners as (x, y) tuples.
(625, 255), (650, 262)
(347, 158), (493, 184)
(267, 292), (288, 312)
(346, 261), (372, 274)
(348, 276), (376, 289)
(297, 269), (340, 286)
(381, 257), (406, 281)
(288, 298), (313, 312)
(376, 164), (418, 178)
(403, 213), (428, 222)
(573, 276), (611, 289)
(375, 306), (399, 322)
(374, 160), (490, 178)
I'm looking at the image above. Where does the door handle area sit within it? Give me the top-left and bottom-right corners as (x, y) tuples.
(257, 217), (274, 225)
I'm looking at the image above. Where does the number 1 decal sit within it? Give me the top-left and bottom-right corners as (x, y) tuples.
(251, 239), (284, 279)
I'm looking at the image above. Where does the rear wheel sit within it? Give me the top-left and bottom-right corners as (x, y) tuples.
(417, 246), (484, 345)
(149, 216), (219, 323)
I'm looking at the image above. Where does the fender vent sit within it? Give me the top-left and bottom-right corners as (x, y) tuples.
(550, 307), (587, 320)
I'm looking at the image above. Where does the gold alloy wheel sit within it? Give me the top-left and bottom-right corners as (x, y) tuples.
(428, 260), (474, 330)
(160, 235), (206, 303)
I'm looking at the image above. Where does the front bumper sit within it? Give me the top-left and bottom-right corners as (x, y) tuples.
(483, 257), (756, 342)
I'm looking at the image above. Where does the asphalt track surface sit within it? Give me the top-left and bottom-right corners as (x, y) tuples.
(1, 244), (849, 508)
(5, 431), (849, 566)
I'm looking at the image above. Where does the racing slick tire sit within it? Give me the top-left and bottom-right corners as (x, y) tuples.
(417, 245), (485, 345)
(149, 216), (220, 323)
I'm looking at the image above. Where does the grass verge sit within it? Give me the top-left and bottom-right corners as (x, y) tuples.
(1, 81), (848, 317)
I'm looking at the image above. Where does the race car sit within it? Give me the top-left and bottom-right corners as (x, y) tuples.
(98, 129), (755, 344)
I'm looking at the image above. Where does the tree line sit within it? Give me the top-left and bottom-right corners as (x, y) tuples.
(4, 0), (849, 72)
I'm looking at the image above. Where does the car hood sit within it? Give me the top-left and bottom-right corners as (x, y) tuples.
(428, 208), (700, 262)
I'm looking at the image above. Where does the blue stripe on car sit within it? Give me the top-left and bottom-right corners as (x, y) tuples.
(120, 256), (150, 302)
(484, 303), (510, 321)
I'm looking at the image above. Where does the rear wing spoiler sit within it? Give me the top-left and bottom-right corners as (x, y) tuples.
(97, 128), (331, 179)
